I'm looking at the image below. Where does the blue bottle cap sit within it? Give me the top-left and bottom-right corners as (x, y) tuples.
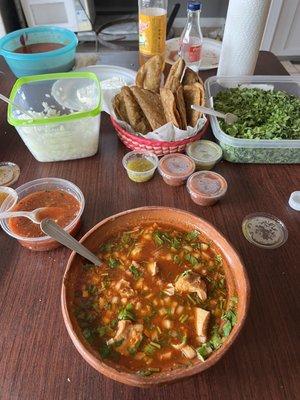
(188, 2), (202, 11)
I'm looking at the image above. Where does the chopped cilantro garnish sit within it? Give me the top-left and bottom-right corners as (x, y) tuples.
(185, 253), (198, 266)
(197, 343), (213, 361)
(99, 343), (112, 359)
(185, 230), (199, 242)
(129, 264), (142, 279)
(118, 303), (136, 321)
(210, 333), (222, 350)
(107, 258), (119, 269)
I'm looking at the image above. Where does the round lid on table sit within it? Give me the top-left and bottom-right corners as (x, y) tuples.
(0, 162), (20, 186)
(159, 154), (195, 178)
(242, 212), (288, 249)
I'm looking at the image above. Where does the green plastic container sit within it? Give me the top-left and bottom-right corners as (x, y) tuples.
(8, 72), (101, 162)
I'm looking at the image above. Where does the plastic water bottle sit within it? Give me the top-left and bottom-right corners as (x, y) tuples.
(179, 1), (203, 72)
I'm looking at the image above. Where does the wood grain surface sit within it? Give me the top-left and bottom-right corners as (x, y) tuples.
(0, 51), (299, 400)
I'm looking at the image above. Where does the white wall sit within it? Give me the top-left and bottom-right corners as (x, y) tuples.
(0, 13), (6, 38)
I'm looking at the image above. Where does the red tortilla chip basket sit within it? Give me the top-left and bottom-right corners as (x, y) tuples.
(110, 117), (210, 156)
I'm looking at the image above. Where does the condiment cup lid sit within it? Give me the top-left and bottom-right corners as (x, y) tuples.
(242, 212), (288, 249)
(186, 140), (222, 165)
(158, 153), (195, 179)
(187, 171), (227, 198)
(0, 162), (20, 186)
(288, 191), (300, 211)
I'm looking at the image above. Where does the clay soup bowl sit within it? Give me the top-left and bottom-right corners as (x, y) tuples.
(61, 207), (250, 387)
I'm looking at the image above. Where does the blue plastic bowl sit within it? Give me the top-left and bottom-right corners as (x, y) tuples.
(0, 26), (78, 77)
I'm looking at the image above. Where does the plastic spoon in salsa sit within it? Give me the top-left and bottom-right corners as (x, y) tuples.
(191, 104), (238, 125)
(0, 206), (63, 224)
(40, 219), (101, 266)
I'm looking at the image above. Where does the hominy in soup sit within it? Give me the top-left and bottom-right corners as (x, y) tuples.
(72, 223), (238, 376)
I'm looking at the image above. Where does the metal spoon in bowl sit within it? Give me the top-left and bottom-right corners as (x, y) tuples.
(41, 219), (101, 266)
(0, 208), (101, 266)
(191, 104), (238, 125)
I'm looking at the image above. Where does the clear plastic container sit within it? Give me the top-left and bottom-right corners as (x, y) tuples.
(7, 72), (101, 162)
(205, 75), (300, 163)
(186, 140), (222, 170)
(187, 171), (227, 206)
(0, 178), (85, 251)
(158, 153), (195, 186)
(122, 151), (158, 182)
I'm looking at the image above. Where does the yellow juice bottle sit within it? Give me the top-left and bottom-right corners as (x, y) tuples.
(138, 0), (168, 65)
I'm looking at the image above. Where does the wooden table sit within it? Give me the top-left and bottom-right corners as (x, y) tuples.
(0, 51), (299, 400)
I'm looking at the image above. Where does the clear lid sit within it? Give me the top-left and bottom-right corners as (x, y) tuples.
(187, 170), (227, 198)
(186, 140), (222, 164)
(8, 72), (101, 127)
(242, 212), (288, 249)
(158, 154), (195, 179)
(0, 162), (20, 186)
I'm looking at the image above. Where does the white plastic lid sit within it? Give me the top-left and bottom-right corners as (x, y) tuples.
(288, 191), (300, 211)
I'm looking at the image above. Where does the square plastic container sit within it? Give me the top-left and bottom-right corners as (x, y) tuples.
(7, 72), (101, 162)
(205, 75), (300, 163)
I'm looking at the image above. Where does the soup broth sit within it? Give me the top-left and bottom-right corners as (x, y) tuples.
(72, 223), (238, 376)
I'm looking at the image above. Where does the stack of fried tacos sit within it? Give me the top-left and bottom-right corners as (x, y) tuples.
(112, 55), (205, 135)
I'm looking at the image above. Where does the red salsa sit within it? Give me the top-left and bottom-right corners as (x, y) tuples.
(14, 43), (64, 54)
(9, 189), (80, 238)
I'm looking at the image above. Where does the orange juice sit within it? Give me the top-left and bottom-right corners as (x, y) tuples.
(138, 2), (167, 65)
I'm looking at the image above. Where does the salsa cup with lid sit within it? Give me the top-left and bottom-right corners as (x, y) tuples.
(158, 154), (196, 186)
(187, 171), (228, 206)
(0, 177), (85, 251)
(186, 140), (223, 170)
(122, 151), (158, 183)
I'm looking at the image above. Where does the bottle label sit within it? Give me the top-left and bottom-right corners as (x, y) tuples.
(139, 9), (166, 56)
(188, 45), (202, 62)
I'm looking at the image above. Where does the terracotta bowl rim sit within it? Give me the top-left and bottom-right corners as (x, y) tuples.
(61, 206), (250, 387)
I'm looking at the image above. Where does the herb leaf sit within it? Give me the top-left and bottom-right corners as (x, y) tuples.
(118, 303), (136, 321)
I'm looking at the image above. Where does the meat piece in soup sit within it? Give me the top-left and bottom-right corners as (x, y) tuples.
(72, 224), (238, 376)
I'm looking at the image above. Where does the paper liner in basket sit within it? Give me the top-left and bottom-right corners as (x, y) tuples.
(103, 86), (207, 142)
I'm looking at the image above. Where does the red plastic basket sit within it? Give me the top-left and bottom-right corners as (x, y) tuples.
(110, 117), (209, 156)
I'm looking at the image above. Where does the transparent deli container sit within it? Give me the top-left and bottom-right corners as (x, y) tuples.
(205, 75), (300, 163)
(7, 72), (101, 162)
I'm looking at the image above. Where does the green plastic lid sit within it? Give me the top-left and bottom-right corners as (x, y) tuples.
(8, 71), (101, 127)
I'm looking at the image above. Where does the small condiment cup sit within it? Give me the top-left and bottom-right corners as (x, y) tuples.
(158, 153), (196, 186)
(186, 140), (222, 170)
(122, 151), (158, 183)
(187, 171), (228, 206)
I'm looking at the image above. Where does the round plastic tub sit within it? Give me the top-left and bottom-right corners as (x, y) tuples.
(0, 178), (85, 251)
(7, 72), (101, 162)
(158, 154), (195, 186)
(0, 186), (18, 208)
(0, 26), (78, 77)
(186, 140), (222, 170)
(122, 151), (158, 183)
(187, 171), (227, 206)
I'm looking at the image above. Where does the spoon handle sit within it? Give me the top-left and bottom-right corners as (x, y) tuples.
(0, 210), (32, 219)
(0, 93), (33, 119)
(191, 104), (227, 119)
(40, 219), (101, 266)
